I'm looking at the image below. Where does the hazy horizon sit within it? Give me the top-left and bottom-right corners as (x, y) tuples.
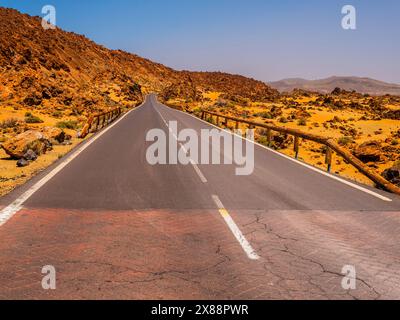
(269, 75), (400, 85)
(2, 0), (400, 84)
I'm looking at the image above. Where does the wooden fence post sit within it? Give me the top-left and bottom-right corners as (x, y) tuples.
(325, 147), (332, 172)
(80, 107), (122, 139)
(294, 136), (300, 159)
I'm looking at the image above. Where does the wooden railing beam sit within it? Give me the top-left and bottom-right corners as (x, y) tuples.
(80, 106), (124, 139)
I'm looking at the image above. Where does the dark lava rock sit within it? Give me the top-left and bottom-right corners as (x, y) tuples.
(23, 149), (38, 161)
(17, 158), (29, 167)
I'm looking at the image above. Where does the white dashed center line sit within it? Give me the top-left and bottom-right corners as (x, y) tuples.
(155, 104), (260, 260)
(155, 106), (208, 184)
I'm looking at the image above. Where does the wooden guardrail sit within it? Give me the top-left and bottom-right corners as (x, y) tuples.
(80, 107), (122, 139)
(199, 110), (400, 195)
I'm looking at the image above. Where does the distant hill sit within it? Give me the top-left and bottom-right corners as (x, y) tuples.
(269, 76), (400, 96)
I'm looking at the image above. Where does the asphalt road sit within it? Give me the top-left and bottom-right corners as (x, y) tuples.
(0, 94), (399, 299)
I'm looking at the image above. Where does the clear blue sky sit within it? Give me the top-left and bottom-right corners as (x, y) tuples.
(2, 0), (400, 83)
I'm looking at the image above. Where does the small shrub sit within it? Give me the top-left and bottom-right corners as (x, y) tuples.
(25, 113), (44, 124)
(338, 136), (354, 146)
(297, 118), (307, 126)
(0, 118), (19, 129)
(257, 136), (269, 146)
(56, 120), (79, 130)
(52, 111), (63, 118)
(255, 111), (273, 119)
(206, 117), (214, 125)
(190, 107), (203, 117)
(391, 139), (399, 146)
(279, 116), (288, 123)
(71, 108), (82, 116)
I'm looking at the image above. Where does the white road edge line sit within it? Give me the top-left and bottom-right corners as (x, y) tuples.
(154, 104), (208, 184)
(0, 102), (147, 227)
(159, 103), (393, 202)
(211, 195), (260, 260)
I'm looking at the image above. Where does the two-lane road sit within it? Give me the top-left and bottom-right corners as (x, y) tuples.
(0, 94), (399, 299)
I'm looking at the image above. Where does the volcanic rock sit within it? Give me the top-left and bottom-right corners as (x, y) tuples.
(353, 141), (382, 163)
(382, 164), (400, 187)
(1, 130), (51, 159)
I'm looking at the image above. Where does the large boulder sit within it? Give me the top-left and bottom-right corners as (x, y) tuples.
(41, 127), (65, 144)
(1, 130), (51, 159)
(382, 164), (400, 187)
(23, 95), (42, 106)
(353, 140), (382, 163)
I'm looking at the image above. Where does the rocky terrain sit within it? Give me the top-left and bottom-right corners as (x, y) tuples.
(169, 87), (400, 188)
(0, 8), (277, 114)
(269, 76), (400, 96)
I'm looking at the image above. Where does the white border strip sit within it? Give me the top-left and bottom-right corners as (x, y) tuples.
(0, 102), (147, 227)
(158, 102), (392, 202)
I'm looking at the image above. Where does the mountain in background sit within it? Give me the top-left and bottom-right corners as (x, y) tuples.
(0, 7), (278, 116)
(269, 76), (400, 96)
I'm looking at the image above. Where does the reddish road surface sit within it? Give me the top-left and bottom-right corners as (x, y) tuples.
(0, 95), (399, 299)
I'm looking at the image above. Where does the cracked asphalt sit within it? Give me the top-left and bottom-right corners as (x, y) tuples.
(0, 95), (399, 299)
